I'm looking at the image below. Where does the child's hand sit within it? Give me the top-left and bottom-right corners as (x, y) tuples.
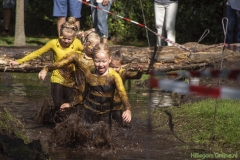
(38, 69), (47, 81)
(102, 0), (108, 6)
(9, 61), (19, 66)
(60, 103), (70, 111)
(137, 64), (143, 72)
(76, 31), (85, 40)
(122, 110), (131, 122)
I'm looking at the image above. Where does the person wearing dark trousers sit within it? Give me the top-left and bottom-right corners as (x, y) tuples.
(1, 0), (29, 36)
(226, 0), (240, 44)
(53, 0), (82, 36)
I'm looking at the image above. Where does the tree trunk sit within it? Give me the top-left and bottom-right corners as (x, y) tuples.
(14, 0), (26, 46)
(0, 43), (237, 72)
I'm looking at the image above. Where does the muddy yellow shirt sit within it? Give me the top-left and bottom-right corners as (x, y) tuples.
(46, 57), (131, 113)
(82, 68), (131, 114)
(44, 51), (94, 101)
(16, 38), (83, 87)
(113, 68), (143, 110)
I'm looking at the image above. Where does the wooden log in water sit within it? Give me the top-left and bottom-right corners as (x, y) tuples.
(0, 42), (235, 73)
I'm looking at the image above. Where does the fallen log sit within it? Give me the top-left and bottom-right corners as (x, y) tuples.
(0, 42), (236, 73)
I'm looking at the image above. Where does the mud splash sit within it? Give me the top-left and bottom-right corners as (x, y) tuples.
(50, 113), (136, 150)
(0, 73), (191, 159)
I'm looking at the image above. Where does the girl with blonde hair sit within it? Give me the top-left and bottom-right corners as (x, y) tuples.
(10, 17), (83, 123)
(39, 43), (132, 124)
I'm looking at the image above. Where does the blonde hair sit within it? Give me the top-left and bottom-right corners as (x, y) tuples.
(60, 17), (78, 37)
(92, 43), (110, 59)
(77, 28), (100, 44)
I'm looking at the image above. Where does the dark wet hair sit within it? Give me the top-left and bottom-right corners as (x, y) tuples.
(92, 43), (110, 59)
(111, 50), (123, 64)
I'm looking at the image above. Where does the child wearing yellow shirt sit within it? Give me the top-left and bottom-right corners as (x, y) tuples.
(9, 17), (83, 123)
(39, 43), (132, 124)
(110, 50), (143, 126)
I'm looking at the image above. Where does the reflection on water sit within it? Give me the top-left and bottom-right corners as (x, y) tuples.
(0, 73), (189, 160)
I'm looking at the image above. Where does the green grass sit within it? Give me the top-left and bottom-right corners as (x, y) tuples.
(0, 108), (29, 143)
(0, 35), (149, 47)
(152, 98), (240, 153)
(0, 36), (54, 46)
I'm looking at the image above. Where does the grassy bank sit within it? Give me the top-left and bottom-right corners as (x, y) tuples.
(0, 36), (148, 47)
(152, 98), (240, 153)
(0, 108), (48, 159)
(0, 108), (28, 143)
(0, 36), (52, 46)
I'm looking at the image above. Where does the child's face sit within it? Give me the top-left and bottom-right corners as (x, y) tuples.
(94, 52), (111, 75)
(59, 32), (74, 48)
(110, 59), (122, 73)
(84, 40), (99, 57)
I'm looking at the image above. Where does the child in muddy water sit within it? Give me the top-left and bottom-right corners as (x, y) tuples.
(9, 17), (83, 124)
(39, 43), (132, 125)
(110, 50), (143, 126)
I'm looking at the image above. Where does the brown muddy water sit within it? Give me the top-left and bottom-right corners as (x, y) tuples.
(0, 73), (192, 160)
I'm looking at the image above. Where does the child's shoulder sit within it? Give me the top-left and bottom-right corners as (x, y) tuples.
(109, 68), (121, 78)
(119, 68), (126, 74)
(73, 38), (82, 44)
(109, 68), (117, 74)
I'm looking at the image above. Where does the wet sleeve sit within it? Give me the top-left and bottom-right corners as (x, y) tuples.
(16, 40), (53, 64)
(69, 73), (90, 107)
(70, 95), (84, 107)
(114, 73), (131, 111)
(44, 52), (78, 71)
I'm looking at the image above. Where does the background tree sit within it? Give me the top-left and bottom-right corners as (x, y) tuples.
(14, 0), (26, 46)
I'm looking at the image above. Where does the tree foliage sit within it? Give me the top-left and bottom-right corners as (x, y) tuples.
(0, 0), (227, 45)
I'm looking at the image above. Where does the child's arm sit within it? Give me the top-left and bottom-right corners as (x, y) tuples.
(60, 95), (84, 111)
(11, 40), (54, 65)
(60, 77), (89, 111)
(38, 52), (78, 80)
(125, 64), (143, 79)
(44, 51), (77, 71)
(114, 71), (132, 122)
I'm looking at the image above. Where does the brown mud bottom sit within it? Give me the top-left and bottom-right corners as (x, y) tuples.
(29, 109), (193, 159)
(0, 94), (198, 160)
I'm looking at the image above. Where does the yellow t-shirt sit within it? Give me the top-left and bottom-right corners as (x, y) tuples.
(16, 38), (83, 87)
(83, 68), (131, 114)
